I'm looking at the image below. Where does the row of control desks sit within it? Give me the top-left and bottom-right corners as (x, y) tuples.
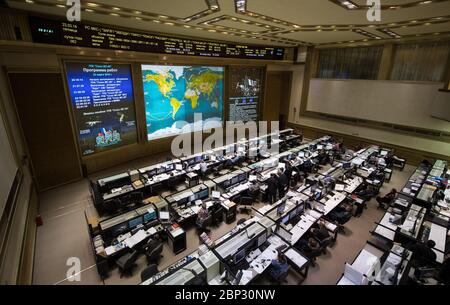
(416, 160), (448, 209)
(91, 129), (297, 212)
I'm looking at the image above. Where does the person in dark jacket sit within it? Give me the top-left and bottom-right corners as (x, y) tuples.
(376, 188), (397, 209)
(410, 240), (437, 268)
(266, 173), (278, 204)
(277, 169), (289, 199)
(284, 162), (293, 187)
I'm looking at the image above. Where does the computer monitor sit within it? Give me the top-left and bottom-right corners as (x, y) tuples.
(223, 180), (230, 189)
(296, 203), (305, 215)
(197, 188), (209, 200)
(212, 191), (221, 199)
(157, 167), (165, 174)
(148, 169), (157, 177)
(128, 217), (143, 228)
(315, 191), (321, 201)
(234, 248), (246, 264)
(175, 164), (182, 171)
(143, 212), (156, 222)
(178, 197), (188, 206)
(195, 156), (202, 163)
(187, 158), (195, 165)
(110, 223), (129, 238)
(231, 176), (239, 186)
(281, 214), (290, 225)
(289, 209), (298, 219)
(189, 195), (196, 202)
(277, 201), (286, 215)
(257, 233), (267, 247)
(238, 173), (246, 182)
(166, 163), (174, 171)
(343, 162), (351, 170)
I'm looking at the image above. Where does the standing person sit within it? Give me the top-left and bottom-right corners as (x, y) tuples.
(284, 162), (293, 188)
(266, 173), (278, 204)
(278, 168), (289, 199)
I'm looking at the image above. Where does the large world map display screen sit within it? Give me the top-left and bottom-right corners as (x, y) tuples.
(141, 65), (224, 141)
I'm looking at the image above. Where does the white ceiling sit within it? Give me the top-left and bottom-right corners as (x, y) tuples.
(6, 0), (450, 47)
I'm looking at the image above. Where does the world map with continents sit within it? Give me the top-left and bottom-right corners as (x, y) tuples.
(142, 65), (224, 140)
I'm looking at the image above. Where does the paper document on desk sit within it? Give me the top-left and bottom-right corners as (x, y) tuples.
(105, 246), (115, 256)
(191, 206), (201, 214)
(147, 227), (157, 235)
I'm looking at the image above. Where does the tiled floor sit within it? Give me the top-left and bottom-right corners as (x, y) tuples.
(32, 151), (414, 285)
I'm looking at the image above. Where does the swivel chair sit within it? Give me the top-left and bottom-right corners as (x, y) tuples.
(143, 239), (163, 265)
(116, 250), (139, 278)
(140, 264), (158, 282)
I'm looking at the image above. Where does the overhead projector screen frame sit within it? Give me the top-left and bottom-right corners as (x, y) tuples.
(62, 60), (140, 158)
(140, 63), (225, 142)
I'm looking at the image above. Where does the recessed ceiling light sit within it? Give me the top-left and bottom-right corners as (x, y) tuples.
(135, 17), (142, 20)
(183, 25), (191, 28)
(153, 20), (161, 23)
(222, 32), (228, 35)
(86, 2), (98, 7)
(410, 20), (418, 23)
(112, 7), (120, 11)
(134, 11), (142, 14)
(56, 4), (65, 8)
(165, 22), (174, 26)
(293, 25), (300, 28)
(159, 15), (168, 19)
(425, 22), (431, 25)
(85, 9), (93, 12)
(420, 1), (432, 4)
(434, 32), (440, 35)
(317, 29), (322, 32)
(110, 13), (119, 17)
(389, 23), (396, 26)
(25, 0), (34, 3)
(208, 29), (216, 32)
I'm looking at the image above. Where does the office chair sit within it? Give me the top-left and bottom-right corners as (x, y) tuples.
(267, 262), (290, 284)
(129, 191), (144, 204)
(196, 214), (213, 234)
(317, 236), (334, 254)
(116, 250), (139, 278)
(140, 264), (158, 282)
(143, 239), (164, 265)
(212, 207), (224, 226)
(167, 176), (178, 191)
(236, 218), (247, 226)
(104, 198), (122, 215)
(236, 196), (254, 215)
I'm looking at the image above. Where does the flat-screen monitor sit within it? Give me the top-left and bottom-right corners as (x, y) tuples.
(147, 169), (157, 177)
(128, 217), (143, 228)
(195, 155), (203, 163)
(231, 176), (239, 186)
(189, 195), (196, 202)
(277, 202), (286, 215)
(222, 180), (231, 189)
(281, 214), (290, 225)
(143, 212), (156, 222)
(65, 62), (137, 156)
(175, 164), (182, 171)
(257, 233), (267, 247)
(228, 66), (264, 122)
(197, 188), (209, 200)
(296, 203), (305, 215)
(110, 223), (129, 237)
(238, 173), (247, 182)
(166, 163), (174, 171)
(141, 65), (224, 141)
(212, 191), (221, 199)
(234, 248), (246, 264)
(187, 158), (195, 165)
(289, 209), (298, 220)
(177, 197), (188, 206)
(343, 162), (351, 169)
(157, 167), (165, 174)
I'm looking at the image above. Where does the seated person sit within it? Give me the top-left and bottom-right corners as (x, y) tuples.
(410, 240), (437, 268)
(196, 202), (210, 227)
(247, 181), (260, 197)
(356, 184), (377, 200)
(296, 237), (320, 255)
(438, 255), (450, 285)
(267, 251), (290, 280)
(311, 220), (330, 242)
(376, 188), (397, 209)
